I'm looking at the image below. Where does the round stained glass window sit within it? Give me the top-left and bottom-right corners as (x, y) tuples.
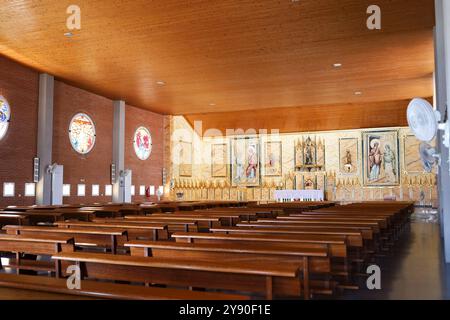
(133, 126), (152, 160)
(0, 96), (11, 141)
(68, 113), (96, 154)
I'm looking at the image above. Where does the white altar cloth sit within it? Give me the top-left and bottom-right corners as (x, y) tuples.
(274, 189), (324, 201)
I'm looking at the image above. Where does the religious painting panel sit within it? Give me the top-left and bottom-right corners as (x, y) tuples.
(231, 136), (260, 187)
(362, 130), (400, 186)
(303, 175), (317, 190)
(179, 141), (193, 177)
(339, 138), (359, 174)
(211, 143), (228, 177)
(263, 141), (282, 176)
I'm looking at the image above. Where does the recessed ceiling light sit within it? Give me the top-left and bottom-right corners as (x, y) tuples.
(333, 63), (342, 68)
(64, 32), (74, 37)
(354, 91), (363, 96)
(156, 81), (166, 86)
(209, 103), (216, 106)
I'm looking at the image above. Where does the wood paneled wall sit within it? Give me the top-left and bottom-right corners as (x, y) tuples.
(185, 99), (433, 136)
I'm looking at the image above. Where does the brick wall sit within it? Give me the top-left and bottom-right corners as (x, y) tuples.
(0, 56), (167, 207)
(125, 104), (164, 202)
(53, 81), (114, 205)
(0, 55), (39, 207)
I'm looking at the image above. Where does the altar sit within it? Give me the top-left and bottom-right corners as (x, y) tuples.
(274, 189), (324, 201)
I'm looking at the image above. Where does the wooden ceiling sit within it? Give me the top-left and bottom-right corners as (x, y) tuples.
(0, 0), (435, 118)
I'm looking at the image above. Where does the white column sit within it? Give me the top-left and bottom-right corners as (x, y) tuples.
(112, 100), (125, 203)
(435, 0), (450, 262)
(35, 74), (54, 205)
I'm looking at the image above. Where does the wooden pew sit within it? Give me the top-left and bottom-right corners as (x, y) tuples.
(298, 211), (395, 218)
(159, 210), (256, 226)
(125, 240), (329, 299)
(303, 209), (400, 220)
(54, 221), (168, 241)
(140, 205), (162, 215)
(24, 209), (96, 223)
(249, 202), (335, 214)
(236, 221), (377, 252)
(50, 209), (96, 221)
(302, 208), (408, 240)
(98, 217), (199, 234)
(194, 209), (275, 221)
(0, 273), (249, 300)
(209, 226), (363, 248)
(309, 206), (406, 218)
(6, 205), (57, 212)
(1, 210), (65, 224)
(278, 215), (389, 229)
(206, 226), (364, 280)
(154, 204), (178, 213)
(79, 207), (124, 218)
(143, 214), (223, 228)
(0, 234), (74, 275)
(0, 214), (28, 226)
(52, 251), (302, 299)
(171, 232), (351, 287)
(171, 232), (347, 259)
(238, 221), (380, 234)
(3, 226), (127, 254)
(276, 215), (392, 250)
(255, 217), (383, 233)
(340, 202), (414, 212)
(232, 224), (373, 262)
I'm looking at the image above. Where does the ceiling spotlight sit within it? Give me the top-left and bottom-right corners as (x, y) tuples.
(354, 91), (363, 96)
(156, 81), (166, 86)
(209, 103), (216, 106)
(333, 63), (342, 68)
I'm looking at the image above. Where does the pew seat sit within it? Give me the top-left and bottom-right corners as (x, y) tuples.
(125, 239), (331, 298)
(54, 221), (167, 241)
(3, 225), (127, 254)
(0, 214), (28, 226)
(0, 234), (75, 274)
(115, 217), (199, 232)
(171, 232), (347, 258)
(210, 227), (364, 247)
(52, 251), (302, 299)
(1, 211), (64, 224)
